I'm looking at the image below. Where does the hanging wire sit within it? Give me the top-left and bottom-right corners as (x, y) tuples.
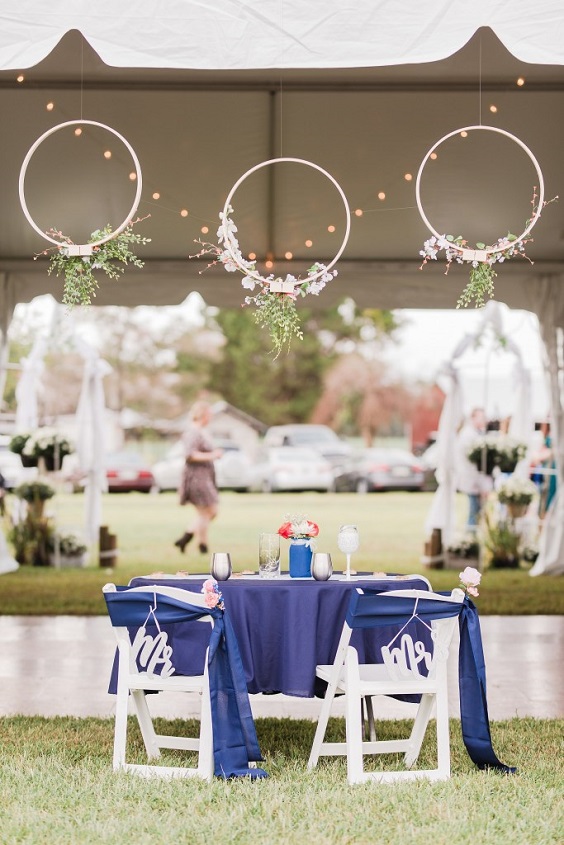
(80, 37), (84, 121)
(478, 34), (483, 126)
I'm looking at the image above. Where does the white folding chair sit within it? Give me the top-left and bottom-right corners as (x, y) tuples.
(103, 583), (214, 780)
(308, 588), (464, 784)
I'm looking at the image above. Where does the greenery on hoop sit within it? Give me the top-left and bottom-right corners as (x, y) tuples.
(419, 189), (557, 309)
(36, 216), (151, 306)
(191, 206), (338, 357)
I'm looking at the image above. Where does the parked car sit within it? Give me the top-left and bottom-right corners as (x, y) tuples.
(151, 440), (252, 493)
(62, 451), (154, 493)
(333, 448), (426, 493)
(105, 452), (154, 493)
(263, 424), (352, 466)
(251, 446), (334, 493)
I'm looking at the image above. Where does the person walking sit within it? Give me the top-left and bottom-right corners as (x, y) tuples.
(456, 407), (491, 532)
(174, 401), (222, 555)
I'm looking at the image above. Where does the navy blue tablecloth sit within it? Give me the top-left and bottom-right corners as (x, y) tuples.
(125, 575), (430, 698)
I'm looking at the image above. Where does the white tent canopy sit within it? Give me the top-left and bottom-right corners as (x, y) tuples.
(2, 2), (564, 70)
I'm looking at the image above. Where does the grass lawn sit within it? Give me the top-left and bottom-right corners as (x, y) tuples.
(1, 715), (562, 844)
(2, 490), (564, 614)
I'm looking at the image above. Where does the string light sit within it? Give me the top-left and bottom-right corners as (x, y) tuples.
(378, 191), (386, 201)
(517, 77), (525, 87)
(354, 209), (363, 217)
(74, 128), (82, 137)
(305, 239), (313, 247)
(152, 192), (160, 200)
(460, 131), (468, 138)
(16, 74), (24, 83)
(404, 173), (413, 181)
(248, 252), (256, 260)
(129, 172), (137, 181)
(265, 259), (274, 269)
(103, 150), (112, 159)
(46, 102), (54, 111)
(430, 152), (438, 160)
(284, 251), (293, 259)
(180, 209), (189, 217)
(489, 104), (498, 113)
(201, 226), (209, 234)
(327, 224), (336, 232)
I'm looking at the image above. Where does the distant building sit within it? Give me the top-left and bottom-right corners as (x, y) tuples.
(410, 384), (445, 453)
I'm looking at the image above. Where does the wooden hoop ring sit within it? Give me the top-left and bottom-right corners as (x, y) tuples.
(19, 120), (143, 250)
(221, 157), (351, 284)
(415, 125), (544, 257)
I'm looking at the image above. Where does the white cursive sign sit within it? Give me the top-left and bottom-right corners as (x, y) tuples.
(131, 626), (174, 678)
(381, 634), (433, 680)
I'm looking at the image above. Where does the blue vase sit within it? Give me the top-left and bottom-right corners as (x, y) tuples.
(289, 540), (312, 578)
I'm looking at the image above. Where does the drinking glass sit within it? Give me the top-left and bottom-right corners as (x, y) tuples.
(259, 533), (281, 578)
(337, 525), (359, 579)
(211, 552), (232, 581)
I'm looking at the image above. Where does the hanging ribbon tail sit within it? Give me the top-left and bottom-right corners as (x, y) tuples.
(458, 602), (516, 773)
(208, 612), (268, 779)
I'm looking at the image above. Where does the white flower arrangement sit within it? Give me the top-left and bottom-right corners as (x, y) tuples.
(467, 434), (527, 474)
(191, 206), (338, 357)
(419, 189), (556, 309)
(497, 476), (538, 507)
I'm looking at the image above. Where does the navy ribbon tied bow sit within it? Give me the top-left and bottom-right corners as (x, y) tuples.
(346, 590), (515, 773)
(104, 588), (267, 779)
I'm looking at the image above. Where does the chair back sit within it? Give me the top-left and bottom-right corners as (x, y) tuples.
(347, 588), (464, 682)
(103, 583), (213, 679)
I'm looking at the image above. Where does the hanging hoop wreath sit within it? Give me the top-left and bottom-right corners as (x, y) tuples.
(416, 125), (554, 309)
(192, 157), (351, 356)
(19, 120), (150, 306)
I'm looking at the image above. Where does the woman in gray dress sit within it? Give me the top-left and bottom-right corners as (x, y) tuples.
(175, 401), (222, 554)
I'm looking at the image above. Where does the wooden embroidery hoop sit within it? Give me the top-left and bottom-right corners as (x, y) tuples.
(19, 119), (143, 257)
(415, 125), (545, 263)
(221, 157), (351, 292)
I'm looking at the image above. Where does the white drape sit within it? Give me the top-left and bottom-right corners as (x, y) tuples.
(529, 276), (564, 576)
(425, 301), (534, 547)
(2, 2), (564, 71)
(14, 335), (46, 433)
(75, 339), (111, 547)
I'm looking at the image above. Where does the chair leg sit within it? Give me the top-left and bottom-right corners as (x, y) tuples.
(197, 673), (214, 781)
(434, 683), (451, 779)
(113, 645), (132, 770)
(404, 693), (435, 768)
(308, 682), (337, 768)
(131, 690), (161, 760)
(344, 647), (365, 785)
(364, 696), (376, 742)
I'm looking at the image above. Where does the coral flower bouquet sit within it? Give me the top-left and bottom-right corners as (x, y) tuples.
(278, 517), (319, 541)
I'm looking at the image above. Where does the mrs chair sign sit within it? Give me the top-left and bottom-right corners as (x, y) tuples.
(308, 588), (464, 785)
(103, 583), (267, 781)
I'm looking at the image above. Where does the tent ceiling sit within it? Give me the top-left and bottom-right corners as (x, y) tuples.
(1, 26), (564, 313)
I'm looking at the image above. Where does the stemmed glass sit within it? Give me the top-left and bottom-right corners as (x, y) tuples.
(337, 525), (359, 579)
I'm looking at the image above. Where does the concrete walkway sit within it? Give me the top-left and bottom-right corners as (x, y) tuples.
(0, 616), (562, 721)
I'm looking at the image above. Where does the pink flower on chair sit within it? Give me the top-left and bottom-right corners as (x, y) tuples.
(459, 566), (482, 598)
(202, 578), (224, 610)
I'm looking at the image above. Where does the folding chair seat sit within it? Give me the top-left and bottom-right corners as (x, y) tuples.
(308, 588), (464, 784)
(103, 583), (215, 780)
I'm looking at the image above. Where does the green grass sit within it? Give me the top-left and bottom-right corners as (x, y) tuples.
(0, 715), (562, 844)
(2, 491), (564, 615)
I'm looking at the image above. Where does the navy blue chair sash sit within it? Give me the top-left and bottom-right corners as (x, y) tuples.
(104, 588), (267, 779)
(346, 590), (515, 773)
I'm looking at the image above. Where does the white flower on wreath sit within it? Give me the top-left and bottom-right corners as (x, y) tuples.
(242, 276), (256, 290)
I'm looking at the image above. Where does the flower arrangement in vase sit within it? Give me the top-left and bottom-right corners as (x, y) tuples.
(278, 516), (319, 578)
(496, 476), (537, 518)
